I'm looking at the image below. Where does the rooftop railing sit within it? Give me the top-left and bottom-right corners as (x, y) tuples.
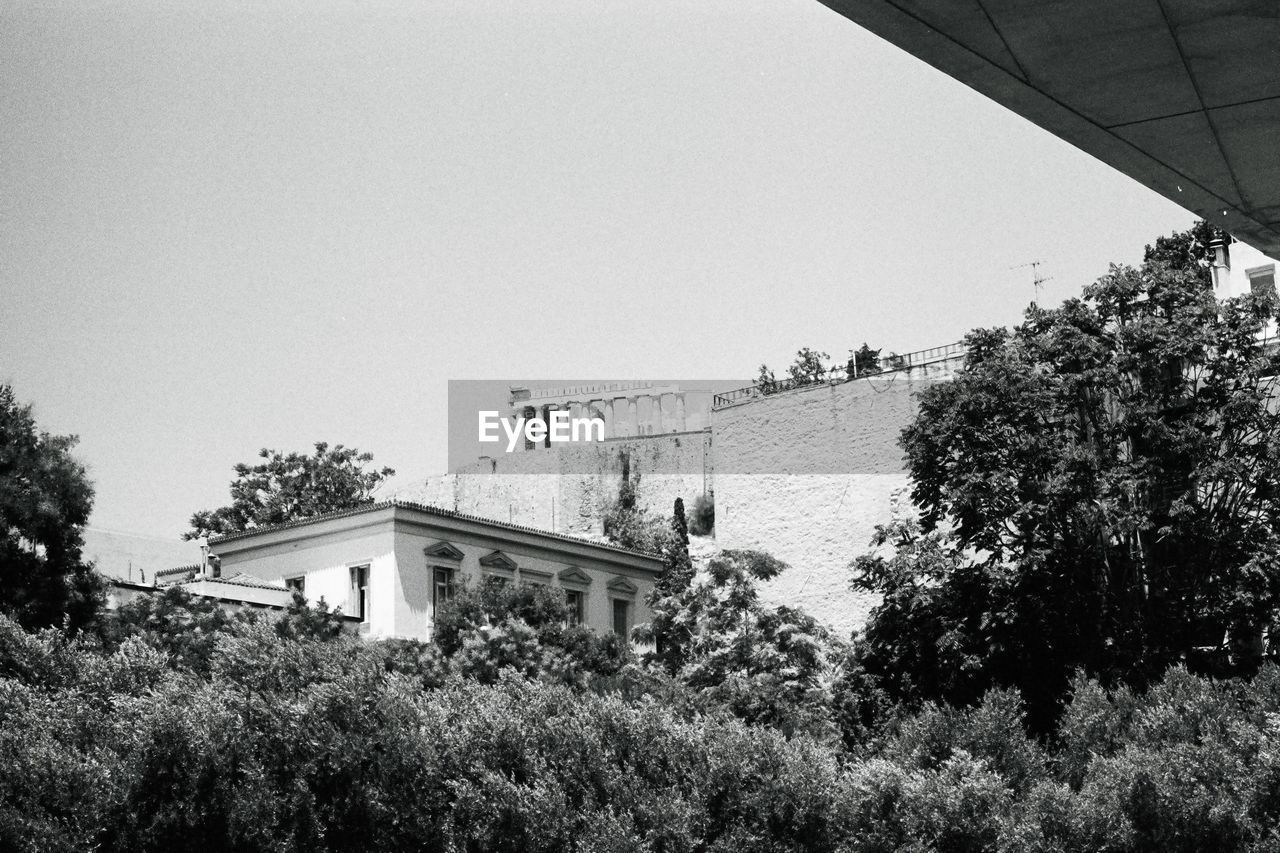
(713, 341), (967, 408)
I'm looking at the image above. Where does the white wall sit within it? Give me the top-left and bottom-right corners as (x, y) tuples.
(214, 525), (397, 632)
(215, 516), (658, 642)
(712, 377), (943, 637)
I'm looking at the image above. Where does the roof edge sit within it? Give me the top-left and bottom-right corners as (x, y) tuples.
(207, 499), (665, 562)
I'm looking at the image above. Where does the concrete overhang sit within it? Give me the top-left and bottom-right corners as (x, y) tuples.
(820, 1), (1280, 255)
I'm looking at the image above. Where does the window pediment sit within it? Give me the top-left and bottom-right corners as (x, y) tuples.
(479, 550), (518, 571)
(557, 566), (593, 587)
(423, 541), (464, 561)
(607, 575), (638, 596)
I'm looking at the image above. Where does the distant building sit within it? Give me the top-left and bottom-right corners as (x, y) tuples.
(201, 500), (664, 641)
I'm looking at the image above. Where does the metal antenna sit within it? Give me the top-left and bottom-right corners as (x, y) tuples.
(1011, 260), (1053, 305)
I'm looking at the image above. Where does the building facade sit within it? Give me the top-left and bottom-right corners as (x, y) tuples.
(205, 500), (664, 641)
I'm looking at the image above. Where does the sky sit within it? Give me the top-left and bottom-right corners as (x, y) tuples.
(1, 0), (1197, 539)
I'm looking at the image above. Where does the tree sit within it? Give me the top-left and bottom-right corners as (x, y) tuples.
(641, 498), (697, 673)
(0, 386), (103, 630)
(755, 364), (781, 395)
(847, 343), (883, 376)
(854, 223), (1280, 730)
(755, 348), (828, 397)
(642, 548), (840, 736)
(787, 347), (830, 385)
(186, 442), (394, 540)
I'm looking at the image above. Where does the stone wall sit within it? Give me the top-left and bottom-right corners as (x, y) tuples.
(400, 432), (713, 539)
(712, 376), (944, 636)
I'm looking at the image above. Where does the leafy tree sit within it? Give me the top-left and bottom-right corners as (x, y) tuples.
(847, 342), (883, 376)
(855, 223), (1280, 730)
(787, 347), (830, 385)
(0, 385), (103, 630)
(646, 548), (841, 736)
(755, 363), (781, 395)
(185, 442), (394, 540)
(1142, 218), (1216, 278)
(755, 348), (828, 396)
(641, 498), (697, 673)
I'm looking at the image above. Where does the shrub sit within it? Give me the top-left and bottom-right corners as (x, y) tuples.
(7, 611), (1280, 851)
(689, 492), (715, 537)
(433, 577), (629, 686)
(883, 689), (1047, 795)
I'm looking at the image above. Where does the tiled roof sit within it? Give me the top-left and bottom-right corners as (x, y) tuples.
(207, 499), (663, 560)
(180, 572), (288, 591)
(154, 565), (201, 586)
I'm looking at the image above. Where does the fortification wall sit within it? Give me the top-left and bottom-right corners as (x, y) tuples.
(712, 376), (943, 636)
(406, 354), (963, 637)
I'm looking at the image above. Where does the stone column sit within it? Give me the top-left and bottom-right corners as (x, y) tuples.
(626, 397), (639, 437)
(654, 393), (668, 433)
(523, 406), (537, 451)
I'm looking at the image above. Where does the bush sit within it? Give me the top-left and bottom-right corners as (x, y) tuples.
(433, 577), (629, 687)
(6, 613), (1280, 851)
(689, 492), (715, 537)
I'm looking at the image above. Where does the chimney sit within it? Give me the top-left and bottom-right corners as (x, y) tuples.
(1209, 230), (1231, 296)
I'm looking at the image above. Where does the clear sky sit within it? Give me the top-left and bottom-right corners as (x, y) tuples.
(1, 0), (1196, 539)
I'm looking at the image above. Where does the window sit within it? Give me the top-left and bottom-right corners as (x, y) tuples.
(612, 598), (630, 638)
(284, 576), (305, 595)
(1248, 265), (1277, 300)
(432, 566), (452, 615)
(349, 564), (369, 622)
(565, 589), (585, 626)
(521, 568), (551, 587)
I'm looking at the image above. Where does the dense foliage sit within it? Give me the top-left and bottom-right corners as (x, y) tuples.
(0, 385), (103, 630)
(6, 604), (1280, 852)
(430, 577), (629, 687)
(186, 442), (395, 540)
(854, 223), (1280, 730)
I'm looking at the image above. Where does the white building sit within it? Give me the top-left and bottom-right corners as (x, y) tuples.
(201, 500), (664, 641)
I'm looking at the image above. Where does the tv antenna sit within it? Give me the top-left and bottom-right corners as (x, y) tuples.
(1011, 260), (1053, 304)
